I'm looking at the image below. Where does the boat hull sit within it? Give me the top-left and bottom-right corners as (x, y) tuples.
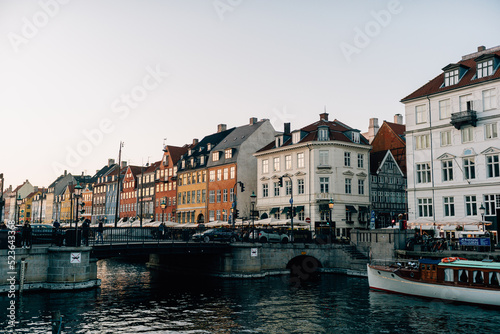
(367, 264), (500, 307)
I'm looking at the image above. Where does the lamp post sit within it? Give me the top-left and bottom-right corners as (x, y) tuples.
(160, 198), (166, 223)
(479, 203), (486, 232)
(74, 181), (83, 246)
(250, 191), (256, 233)
(328, 198), (334, 240)
(16, 194), (22, 224)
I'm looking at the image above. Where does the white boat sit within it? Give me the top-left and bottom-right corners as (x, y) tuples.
(367, 258), (500, 307)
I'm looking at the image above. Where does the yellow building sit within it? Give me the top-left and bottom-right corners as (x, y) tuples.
(60, 185), (75, 224)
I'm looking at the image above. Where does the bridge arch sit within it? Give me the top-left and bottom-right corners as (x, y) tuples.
(286, 255), (322, 283)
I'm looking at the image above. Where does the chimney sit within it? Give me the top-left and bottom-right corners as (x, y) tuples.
(320, 112), (329, 121)
(249, 117), (258, 125)
(96, 170), (99, 174)
(478, 45), (486, 52)
(394, 114), (403, 124)
(108, 158), (115, 167)
(367, 118), (379, 143)
(217, 124), (227, 133)
(192, 138), (199, 146)
(64, 170), (67, 176)
(284, 122), (291, 135)
(121, 161), (127, 168)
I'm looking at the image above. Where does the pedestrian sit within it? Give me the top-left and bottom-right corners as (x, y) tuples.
(22, 222), (32, 249)
(52, 221), (60, 246)
(82, 220), (90, 246)
(96, 221), (104, 244)
(158, 223), (165, 240)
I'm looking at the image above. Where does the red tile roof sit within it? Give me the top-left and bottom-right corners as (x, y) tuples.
(384, 121), (405, 137)
(401, 48), (500, 102)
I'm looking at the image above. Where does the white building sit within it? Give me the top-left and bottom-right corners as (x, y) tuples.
(402, 45), (500, 232)
(254, 113), (371, 237)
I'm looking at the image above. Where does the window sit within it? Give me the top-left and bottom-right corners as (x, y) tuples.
(444, 69), (459, 86)
(230, 166), (235, 179)
(465, 195), (477, 216)
(418, 198), (433, 217)
(442, 160), (453, 182)
(416, 134), (430, 149)
(443, 197), (455, 216)
(262, 184), (269, 198)
(196, 190), (200, 203)
(285, 180), (292, 195)
(209, 210), (215, 222)
(319, 150), (329, 166)
(477, 59), (494, 78)
(285, 155), (292, 170)
(318, 127), (329, 141)
(212, 152), (219, 161)
(297, 153), (305, 168)
(345, 210), (352, 223)
(345, 179), (351, 194)
(463, 157), (476, 180)
(274, 182), (280, 197)
(487, 155), (500, 178)
(209, 170), (215, 182)
(485, 123), (498, 139)
(229, 188), (234, 202)
(358, 179), (364, 195)
(223, 168), (228, 180)
(223, 189), (227, 202)
(416, 105), (427, 123)
(441, 130), (452, 146)
(352, 132), (360, 143)
(297, 179), (304, 194)
(461, 127), (473, 143)
(483, 89), (496, 110)
(262, 160), (269, 173)
(217, 169), (222, 181)
(273, 157), (280, 171)
(439, 99), (451, 119)
(357, 154), (364, 168)
(216, 190), (221, 203)
(484, 194), (497, 216)
(292, 132), (300, 144)
(344, 152), (351, 167)
(209, 190), (215, 203)
(459, 94), (472, 112)
(216, 210), (221, 221)
(319, 177), (329, 193)
(416, 163), (431, 183)
(225, 149), (232, 159)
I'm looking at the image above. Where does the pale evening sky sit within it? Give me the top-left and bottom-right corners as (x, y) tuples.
(1, 0), (499, 189)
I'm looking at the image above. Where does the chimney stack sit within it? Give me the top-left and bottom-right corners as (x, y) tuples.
(64, 170), (67, 176)
(478, 45), (486, 52)
(217, 124), (227, 133)
(367, 118), (379, 143)
(192, 138), (199, 146)
(108, 159), (115, 167)
(284, 122), (291, 135)
(320, 112), (329, 121)
(394, 114), (403, 124)
(249, 117), (258, 125)
(121, 161), (127, 168)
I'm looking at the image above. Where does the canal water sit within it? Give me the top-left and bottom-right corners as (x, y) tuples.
(2, 258), (500, 333)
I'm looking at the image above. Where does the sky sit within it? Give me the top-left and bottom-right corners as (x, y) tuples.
(1, 0), (499, 189)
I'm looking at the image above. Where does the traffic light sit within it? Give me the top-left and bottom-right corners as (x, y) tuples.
(291, 207), (296, 217)
(278, 177), (283, 187)
(234, 209), (240, 219)
(240, 182), (245, 192)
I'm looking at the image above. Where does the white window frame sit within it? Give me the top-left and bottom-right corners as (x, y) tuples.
(416, 134), (430, 149)
(262, 160), (269, 174)
(358, 179), (364, 195)
(439, 99), (451, 119)
(416, 163), (431, 184)
(297, 153), (305, 168)
(442, 160), (453, 182)
(463, 157), (476, 180)
(440, 130), (452, 146)
(297, 179), (304, 194)
(477, 60), (494, 79)
(482, 88), (496, 111)
(262, 183), (269, 198)
(319, 177), (329, 193)
(485, 123), (498, 140)
(344, 152), (351, 167)
(486, 155), (500, 178)
(465, 195), (477, 216)
(273, 157), (280, 172)
(225, 149), (232, 159)
(319, 150), (329, 166)
(444, 69), (459, 86)
(357, 154), (364, 168)
(418, 198), (433, 217)
(461, 127), (473, 143)
(345, 178), (351, 194)
(459, 94), (473, 112)
(415, 105), (427, 124)
(285, 155), (292, 170)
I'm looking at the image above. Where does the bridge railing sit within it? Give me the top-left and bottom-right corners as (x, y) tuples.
(85, 227), (198, 246)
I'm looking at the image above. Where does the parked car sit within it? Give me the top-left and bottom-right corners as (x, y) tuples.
(192, 228), (239, 243)
(258, 229), (289, 243)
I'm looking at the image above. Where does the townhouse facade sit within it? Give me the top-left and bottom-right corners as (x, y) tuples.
(402, 45), (500, 232)
(137, 161), (160, 222)
(120, 165), (142, 221)
(255, 113), (371, 237)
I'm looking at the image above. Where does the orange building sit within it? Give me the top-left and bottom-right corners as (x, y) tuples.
(120, 165), (142, 220)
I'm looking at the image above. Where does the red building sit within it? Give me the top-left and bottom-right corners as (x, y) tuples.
(120, 165), (142, 221)
(370, 115), (406, 175)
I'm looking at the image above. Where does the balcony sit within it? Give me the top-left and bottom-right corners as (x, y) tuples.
(450, 108), (477, 130)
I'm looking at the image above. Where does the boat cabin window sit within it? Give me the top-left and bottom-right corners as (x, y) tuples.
(444, 269), (454, 282)
(473, 271), (484, 284)
(490, 272), (500, 286)
(459, 269), (469, 283)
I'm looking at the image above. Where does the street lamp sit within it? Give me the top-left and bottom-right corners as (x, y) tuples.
(16, 194), (22, 224)
(479, 203), (486, 232)
(74, 181), (83, 246)
(328, 198), (334, 239)
(250, 191), (257, 233)
(160, 198), (167, 223)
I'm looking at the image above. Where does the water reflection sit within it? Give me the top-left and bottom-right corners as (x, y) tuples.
(1, 259), (500, 333)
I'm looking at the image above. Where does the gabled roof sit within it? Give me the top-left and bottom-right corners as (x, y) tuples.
(126, 165), (143, 177)
(401, 47), (500, 102)
(145, 161), (161, 174)
(164, 145), (189, 165)
(370, 150), (404, 177)
(384, 121), (406, 139)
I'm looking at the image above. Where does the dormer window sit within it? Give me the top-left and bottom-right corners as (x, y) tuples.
(200, 156), (205, 164)
(207, 143), (212, 151)
(188, 149), (192, 156)
(477, 59), (494, 78)
(190, 158), (194, 166)
(181, 160), (185, 168)
(212, 152), (220, 162)
(225, 149), (232, 159)
(292, 131), (300, 144)
(352, 132), (360, 144)
(318, 126), (329, 141)
(275, 135), (283, 148)
(444, 70), (459, 86)
(442, 63), (469, 87)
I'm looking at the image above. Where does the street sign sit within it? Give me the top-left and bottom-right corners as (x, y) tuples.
(70, 253), (81, 264)
(251, 248), (258, 257)
(459, 238), (491, 246)
(371, 210), (375, 219)
(289, 198), (293, 204)
(305, 217), (311, 223)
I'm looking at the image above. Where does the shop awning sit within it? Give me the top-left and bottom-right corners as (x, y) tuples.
(281, 207), (290, 214)
(346, 205), (358, 213)
(295, 206), (304, 212)
(358, 206), (368, 213)
(269, 207), (280, 214)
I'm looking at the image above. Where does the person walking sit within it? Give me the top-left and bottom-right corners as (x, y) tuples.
(158, 223), (165, 240)
(96, 221), (104, 244)
(82, 220), (90, 246)
(22, 222), (32, 249)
